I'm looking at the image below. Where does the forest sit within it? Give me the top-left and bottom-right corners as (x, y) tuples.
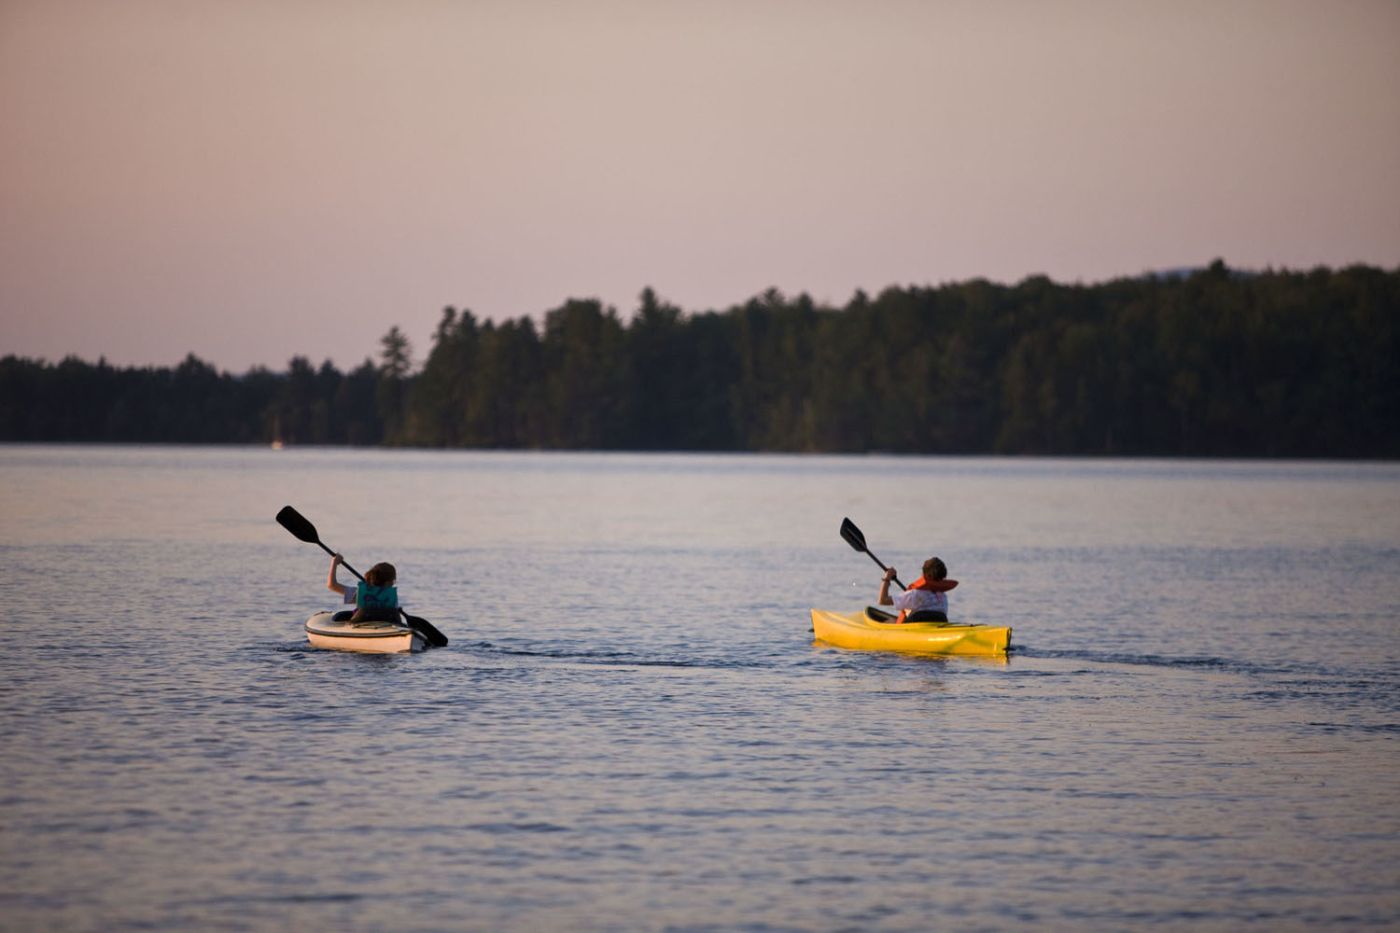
(3, 261), (1397, 457)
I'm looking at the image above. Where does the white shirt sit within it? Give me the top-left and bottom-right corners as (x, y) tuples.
(893, 587), (948, 615)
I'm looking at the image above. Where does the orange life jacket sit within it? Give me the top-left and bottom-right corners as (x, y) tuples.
(909, 576), (958, 592)
(894, 576), (957, 624)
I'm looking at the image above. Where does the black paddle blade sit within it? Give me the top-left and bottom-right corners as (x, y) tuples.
(840, 517), (867, 553)
(276, 506), (320, 544)
(403, 611), (449, 648)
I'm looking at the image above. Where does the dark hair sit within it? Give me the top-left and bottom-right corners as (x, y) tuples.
(366, 562), (397, 586)
(922, 557), (947, 581)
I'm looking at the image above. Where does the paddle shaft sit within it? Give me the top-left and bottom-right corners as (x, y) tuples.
(318, 540), (365, 582)
(863, 549), (907, 592)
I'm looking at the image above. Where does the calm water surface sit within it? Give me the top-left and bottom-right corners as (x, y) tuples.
(1, 446), (1397, 930)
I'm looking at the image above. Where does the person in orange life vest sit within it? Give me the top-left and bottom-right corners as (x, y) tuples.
(327, 553), (400, 622)
(878, 556), (957, 623)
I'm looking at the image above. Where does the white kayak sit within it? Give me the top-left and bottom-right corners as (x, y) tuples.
(304, 611), (425, 654)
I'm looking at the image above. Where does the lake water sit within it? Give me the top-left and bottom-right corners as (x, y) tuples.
(1, 445), (1397, 930)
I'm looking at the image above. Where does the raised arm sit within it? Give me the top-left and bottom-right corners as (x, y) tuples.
(877, 567), (898, 606)
(327, 553), (352, 597)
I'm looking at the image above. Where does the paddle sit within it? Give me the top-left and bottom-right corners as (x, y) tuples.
(839, 517), (906, 591)
(275, 505), (448, 648)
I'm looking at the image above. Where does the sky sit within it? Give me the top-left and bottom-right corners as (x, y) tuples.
(2, 0), (1398, 373)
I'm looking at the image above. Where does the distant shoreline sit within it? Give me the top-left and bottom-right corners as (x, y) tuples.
(5, 263), (1397, 458)
(3, 441), (1398, 467)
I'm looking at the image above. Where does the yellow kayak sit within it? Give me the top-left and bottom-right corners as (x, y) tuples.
(810, 607), (1011, 656)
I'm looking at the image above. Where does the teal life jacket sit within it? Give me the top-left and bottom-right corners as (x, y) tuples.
(356, 581), (399, 611)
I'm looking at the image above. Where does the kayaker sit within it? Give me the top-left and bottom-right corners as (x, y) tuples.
(878, 557), (958, 623)
(327, 553), (400, 622)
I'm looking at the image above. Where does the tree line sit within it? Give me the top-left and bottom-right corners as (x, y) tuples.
(3, 261), (1397, 457)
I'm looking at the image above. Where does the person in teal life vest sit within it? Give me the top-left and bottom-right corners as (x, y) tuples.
(877, 556), (957, 623)
(327, 553), (400, 622)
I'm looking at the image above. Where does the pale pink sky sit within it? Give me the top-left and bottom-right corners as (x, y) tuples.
(3, 0), (1398, 372)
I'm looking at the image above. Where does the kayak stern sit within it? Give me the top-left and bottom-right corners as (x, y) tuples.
(304, 611), (423, 654)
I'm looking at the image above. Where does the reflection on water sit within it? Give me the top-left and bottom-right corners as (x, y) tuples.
(1, 445), (1397, 929)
